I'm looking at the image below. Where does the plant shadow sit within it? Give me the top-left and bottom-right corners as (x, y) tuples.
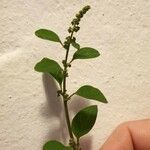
(40, 73), (93, 149)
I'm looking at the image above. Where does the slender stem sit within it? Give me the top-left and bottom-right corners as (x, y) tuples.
(69, 58), (74, 64)
(59, 40), (64, 47)
(77, 138), (80, 150)
(63, 101), (73, 139)
(62, 30), (74, 97)
(63, 31), (74, 93)
(62, 30), (76, 149)
(68, 93), (75, 99)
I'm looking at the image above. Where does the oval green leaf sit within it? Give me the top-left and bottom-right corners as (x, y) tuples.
(72, 105), (98, 138)
(43, 140), (72, 150)
(73, 47), (100, 60)
(35, 29), (61, 43)
(75, 85), (107, 103)
(34, 58), (63, 85)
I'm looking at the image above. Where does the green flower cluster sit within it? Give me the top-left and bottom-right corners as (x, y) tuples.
(64, 36), (76, 49)
(68, 5), (91, 33)
(63, 5), (91, 50)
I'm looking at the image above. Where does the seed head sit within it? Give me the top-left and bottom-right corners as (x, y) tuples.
(66, 36), (71, 42)
(67, 5), (91, 35)
(74, 26), (80, 32)
(78, 10), (83, 17)
(70, 5), (91, 32)
(71, 18), (80, 25)
(72, 37), (76, 42)
(75, 13), (81, 18)
(83, 5), (91, 11)
(68, 27), (73, 33)
(63, 41), (69, 49)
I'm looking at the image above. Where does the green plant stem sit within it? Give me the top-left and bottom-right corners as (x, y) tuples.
(62, 30), (77, 150)
(77, 138), (80, 150)
(60, 40), (64, 47)
(68, 93), (75, 99)
(63, 100), (74, 139)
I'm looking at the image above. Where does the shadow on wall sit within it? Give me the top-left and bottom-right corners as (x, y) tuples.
(40, 73), (93, 150)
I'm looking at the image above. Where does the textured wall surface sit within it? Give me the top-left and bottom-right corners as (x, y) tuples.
(0, 0), (150, 150)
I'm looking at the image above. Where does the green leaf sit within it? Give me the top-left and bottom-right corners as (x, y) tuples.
(35, 29), (61, 43)
(72, 105), (98, 138)
(43, 140), (72, 150)
(73, 47), (100, 60)
(34, 58), (63, 85)
(75, 85), (107, 103)
(71, 42), (80, 50)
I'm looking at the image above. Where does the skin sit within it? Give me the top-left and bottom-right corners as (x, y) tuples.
(100, 119), (150, 150)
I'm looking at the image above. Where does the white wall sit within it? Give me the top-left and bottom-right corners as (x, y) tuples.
(0, 0), (150, 149)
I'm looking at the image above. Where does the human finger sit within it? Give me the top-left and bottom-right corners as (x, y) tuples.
(100, 119), (150, 150)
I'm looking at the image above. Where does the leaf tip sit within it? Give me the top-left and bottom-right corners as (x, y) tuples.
(104, 99), (108, 103)
(35, 29), (41, 37)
